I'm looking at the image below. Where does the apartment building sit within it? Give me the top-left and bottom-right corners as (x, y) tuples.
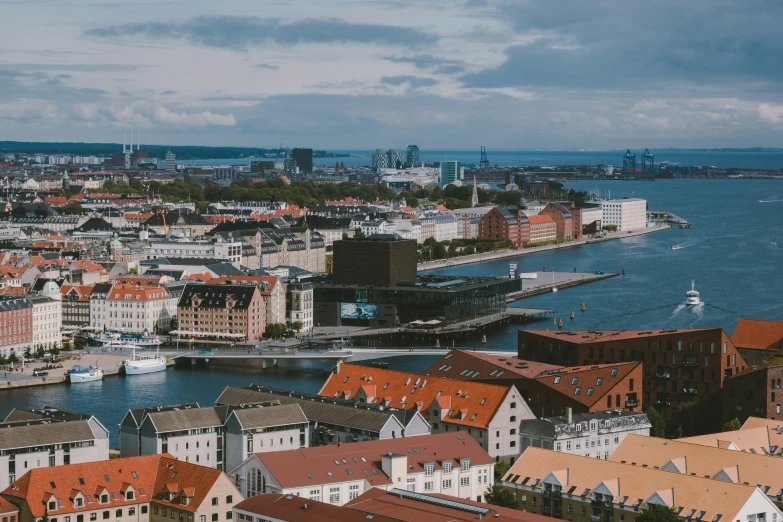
(28, 296), (62, 350)
(229, 432), (494, 504)
(176, 284), (265, 341)
(478, 207), (524, 247)
(730, 318), (783, 365)
(0, 454), (242, 522)
(519, 329), (747, 420)
(539, 202), (580, 240)
(0, 297), (32, 358)
(601, 198), (646, 232)
(0, 407), (109, 491)
(610, 434), (783, 509)
(147, 241), (244, 266)
(318, 363), (534, 462)
(528, 215), (557, 244)
(519, 410), (651, 459)
(88, 282), (113, 331)
(216, 385), (430, 448)
(209, 277), (286, 327)
(433, 215), (458, 242)
(423, 351), (643, 417)
(61, 284), (94, 329)
(286, 282), (313, 333)
(721, 352), (783, 423)
(106, 284), (174, 334)
(502, 447), (781, 522)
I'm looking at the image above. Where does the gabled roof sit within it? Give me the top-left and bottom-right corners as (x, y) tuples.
(528, 214), (554, 225)
(177, 283), (259, 310)
(251, 432), (492, 489)
(678, 426), (772, 454)
(229, 404), (307, 430)
(144, 407), (223, 433)
(318, 363), (523, 430)
(731, 318), (783, 351)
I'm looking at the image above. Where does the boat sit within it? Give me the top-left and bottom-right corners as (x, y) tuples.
(551, 271), (558, 293)
(124, 347), (167, 375)
(670, 245), (681, 250)
(69, 365), (104, 383)
(685, 280), (701, 306)
(89, 331), (163, 347)
(768, 242), (777, 247)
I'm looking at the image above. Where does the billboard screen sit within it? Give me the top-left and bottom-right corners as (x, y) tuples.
(340, 302), (379, 320)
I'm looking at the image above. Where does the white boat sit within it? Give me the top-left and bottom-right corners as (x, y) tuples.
(686, 280), (701, 306)
(768, 242), (777, 247)
(124, 347), (167, 375)
(89, 332), (163, 347)
(670, 245), (682, 250)
(69, 365), (104, 383)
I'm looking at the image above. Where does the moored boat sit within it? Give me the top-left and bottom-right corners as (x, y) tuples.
(124, 347), (167, 375)
(69, 365), (104, 383)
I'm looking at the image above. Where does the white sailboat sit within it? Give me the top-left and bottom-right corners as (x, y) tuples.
(124, 346), (167, 375)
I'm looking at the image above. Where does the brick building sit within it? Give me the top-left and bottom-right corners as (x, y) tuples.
(0, 297), (32, 358)
(176, 284), (265, 341)
(721, 353), (783, 423)
(539, 203), (575, 240)
(730, 318), (783, 365)
(478, 207), (527, 247)
(519, 329), (747, 420)
(332, 234), (417, 287)
(527, 214), (557, 244)
(423, 350), (643, 417)
(61, 284), (94, 329)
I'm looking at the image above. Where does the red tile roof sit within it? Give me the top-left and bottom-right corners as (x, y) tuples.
(528, 214), (554, 225)
(318, 363), (514, 429)
(236, 494), (399, 522)
(61, 284), (96, 301)
(522, 328), (719, 344)
(253, 432), (492, 489)
(107, 284), (169, 302)
(423, 350), (563, 379)
(0, 496), (17, 515)
(731, 318), (783, 351)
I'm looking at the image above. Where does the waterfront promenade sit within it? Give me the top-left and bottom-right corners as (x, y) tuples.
(417, 224), (670, 271)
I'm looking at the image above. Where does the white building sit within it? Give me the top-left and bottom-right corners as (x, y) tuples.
(580, 206), (603, 230)
(433, 214), (458, 242)
(518, 409), (651, 460)
(29, 294), (62, 351)
(89, 283), (111, 331)
(389, 219), (422, 243)
(287, 282), (313, 333)
(0, 407), (110, 491)
(229, 432), (494, 504)
(601, 198), (647, 232)
(358, 220), (391, 237)
(106, 283), (174, 334)
(147, 240), (243, 265)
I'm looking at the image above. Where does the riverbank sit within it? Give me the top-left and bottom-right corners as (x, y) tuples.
(418, 224), (670, 271)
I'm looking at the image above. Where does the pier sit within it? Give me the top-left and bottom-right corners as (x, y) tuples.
(506, 271), (619, 302)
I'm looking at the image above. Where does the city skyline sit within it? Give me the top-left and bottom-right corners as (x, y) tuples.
(2, 0), (783, 148)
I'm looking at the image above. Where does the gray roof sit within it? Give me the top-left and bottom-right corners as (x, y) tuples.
(0, 420), (97, 450)
(232, 404), (307, 429)
(217, 386), (399, 433)
(145, 406), (224, 433)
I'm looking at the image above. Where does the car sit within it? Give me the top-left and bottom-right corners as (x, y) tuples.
(33, 370), (48, 377)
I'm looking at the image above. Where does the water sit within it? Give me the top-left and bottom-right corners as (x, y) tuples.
(188, 149), (783, 169)
(2, 178), (781, 439)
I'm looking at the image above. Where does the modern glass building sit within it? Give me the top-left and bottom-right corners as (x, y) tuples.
(440, 160), (462, 185)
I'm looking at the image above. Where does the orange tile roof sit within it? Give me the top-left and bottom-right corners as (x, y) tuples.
(28, 256), (69, 268)
(44, 196), (68, 207)
(731, 318), (783, 351)
(0, 287), (27, 295)
(61, 284), (95, 301)
(741, 417), (783, 449)
(521, 328), (719, 344)
(71, 260), (107, 273)
(527, 214), (554, 225)
(202, 215), (234, 224)
(124, 212), (154, 221)
(318, 363), (514, 429)
(237, 493), (399, 522)
(113, 275), (165, 287)
(677, 426), (772, 453)
(531, 362), (642, 408)
(152, 457), (224, 513)
(107, 284), (169, 302)
(0, 496), (17, 515)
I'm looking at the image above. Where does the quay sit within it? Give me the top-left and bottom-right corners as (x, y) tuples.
(506, 272), (619, 302)
(417, 224), (670, 271)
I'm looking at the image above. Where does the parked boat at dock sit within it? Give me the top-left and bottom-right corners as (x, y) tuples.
(89, 331), (163, 347)
(124, 347), (167, 375)
(69, 365), (104, 383)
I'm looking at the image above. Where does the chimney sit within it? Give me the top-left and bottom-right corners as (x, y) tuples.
(334, 360), (341, 375)
(567, 407), (573, 424)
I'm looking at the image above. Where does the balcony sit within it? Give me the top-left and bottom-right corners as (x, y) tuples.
(683, 388), (698, 395)
(625, 399), (639, 407)
(683, 358), (698, 367)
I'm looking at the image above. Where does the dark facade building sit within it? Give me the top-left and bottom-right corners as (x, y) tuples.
(722, 353), (783, 423)
(332, 234), (417, 287)
(292, 148), (313, 173)
(478, 207), (526, 247)
(519, 328), (748, 421)
(250, 160), (275, 173)
(314, 275), (520, 327)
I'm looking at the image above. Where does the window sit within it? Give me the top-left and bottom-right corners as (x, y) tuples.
(125, 491), (134, 501)
(575, 387), (582, 395)
(49, 502), (56, 511)
(115, 510), (122, 518)
(531, 497), (536, 506)
(425, 481), (434, 491)
(128, 508), (135, 516)
(568, 505), (573, 514)
(329, 488), (340, 504)
(596, 378), (603, 386)
(510, 416), (516, 422)
(461, 459), (470, 471)
(443, 462), (452, 473)
(587, 388), (594, 396)
(582, 508), (587, 516)
(211, 514), (218, 522)
(510, 402), (516, 409)
(225, 496), (233, 504)
(571, 377), (579, 385)
(460, 477), (470, 487)
(349, 485), (360, 500)
(200, 517), (206, 522)
(443, 479), (452, 489)
(212, 498), (218, 506)
(309, 490), (321, 502)
(425, 464), (434, 476)
(102, 513), (109, 520)
(141, 507), (148, 515)
(89, 515), (96, 521)
(406, 478), (416, 492)
(225, 513), (231, 520)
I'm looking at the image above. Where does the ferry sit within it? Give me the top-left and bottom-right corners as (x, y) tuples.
(670, 245), (682, 250)
(686, 281), (701, 306)
(69, 365), (104, 383)
(89, 331), (163, 347)
(124, 347), (167, 375)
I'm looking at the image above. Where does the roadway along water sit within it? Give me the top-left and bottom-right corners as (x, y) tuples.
(1, 179), (780, 447)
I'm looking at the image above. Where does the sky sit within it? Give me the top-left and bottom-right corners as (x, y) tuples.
(2, 0), (783, 149)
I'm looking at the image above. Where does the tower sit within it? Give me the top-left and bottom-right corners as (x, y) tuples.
(479, 146), (489, 168)
(471, 175), (479, 207)
(165, 151), (176, 171)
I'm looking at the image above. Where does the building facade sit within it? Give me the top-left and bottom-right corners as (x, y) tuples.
(286, 282), (313, 333)
(601, 199), (646, 232)
(28, 296), (62, 351)
(0, 297), (32, 357)
(527, 215), (557, 244)
(440, 161), (462, 185)
(177, 284), (265, 341)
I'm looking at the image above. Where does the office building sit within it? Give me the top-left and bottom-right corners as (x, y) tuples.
(291, 148), (313, 173)
(319, 362), (535, 462)
(250, 160), (275, 173)
(0, 407), (109, 491)
(1, 454), (242, 522)
(387, 149), (404, 169)
(518, 328), (748, 421)
(228, 432), (494, 503)
(501, 447), (781, 522)
(165, 151), (176, 171)
(406, 145), (420, 166)
(332, 234), (417, 287)
(440, 161), (462, 185)
(601, 199), (646, 232)
(372, 149), (388, 171)
(519, 410), (651, 459)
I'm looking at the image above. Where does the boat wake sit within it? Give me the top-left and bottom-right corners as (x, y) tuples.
(759, 199), (783, 203)
(670, 304), (687, 317)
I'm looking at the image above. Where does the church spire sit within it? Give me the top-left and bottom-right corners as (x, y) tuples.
(471, 175), (479, 207)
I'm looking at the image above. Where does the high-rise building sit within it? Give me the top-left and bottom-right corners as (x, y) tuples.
(292, 148), (313, 173)
(283, 149), (297, 180)
(440, 160), (462, 185)
(406, 145), (420, 166)
(387, 149), (404, 169)
(165, 151), (176, 171)
(372, 149), (388, 171)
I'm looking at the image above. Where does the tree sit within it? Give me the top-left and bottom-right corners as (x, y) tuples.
(61, 202), (86, 215)
(265, 323), (286, 339)
(35, 345), (45, 359)
(23, 346), (31, 359)
(8, 352), (19, 364)
(646, 407), (666, 438)
(353, 229), (366, 239)
(493, 461), (508, 482)
(291, 321), (303, 334)
(636, 504), (680, 522)
(722, 417), (742, 432)
(484, 483), (518, 509)
(74, 336), (86, 350)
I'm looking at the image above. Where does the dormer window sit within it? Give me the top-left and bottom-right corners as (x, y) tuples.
(101, 495), (108, 503)
(48, 501), (57, 511)
(75, 498), (83, 507)
(443, 461), (452, 473)
(460, 459), (470, 472)
(125, 491), (134, 500)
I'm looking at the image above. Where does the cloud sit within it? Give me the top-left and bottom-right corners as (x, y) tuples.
(759, 103), (783, 125)
(254, 64), (279, 70)
(85, 15), (437, 51)
(380, 75), (439, 88)
(384, 54), (465, 74)
(151, 106), (236, 127)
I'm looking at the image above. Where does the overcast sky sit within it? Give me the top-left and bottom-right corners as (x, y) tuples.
(2, 0), (783, 149)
